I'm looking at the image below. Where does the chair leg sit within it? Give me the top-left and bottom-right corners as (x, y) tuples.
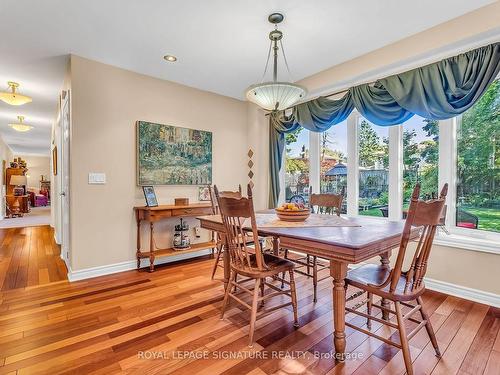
(306, 254), (311, 275)
(366, 292), (373, 330)
(260, 277), (265, 307)
(281, 271), (286, 289)
(312, 256), (318, 303)
(289, 270), (299, 328)
(210, 244), (223, 280)
(417, 296), (441, 357)
(220, 271), (235, 319)
(248, 278), (261, 347)
(395, 301), (414, 375)
(233, 273), (238, 293)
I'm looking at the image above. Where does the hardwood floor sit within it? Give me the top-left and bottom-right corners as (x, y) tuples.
(0, 229), (499, 374)
(0, 225), (67, 291)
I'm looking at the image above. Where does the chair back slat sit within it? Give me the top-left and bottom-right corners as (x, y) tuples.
(214, 184), (265, 272)
(209, 185), (242, 214)
(309, 186), (345, 216)
(387, 183), (448, 294)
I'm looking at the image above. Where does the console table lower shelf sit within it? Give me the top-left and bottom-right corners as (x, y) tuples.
(136, 240), (217, 271)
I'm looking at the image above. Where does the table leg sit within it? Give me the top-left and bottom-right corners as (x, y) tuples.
(149, 222), (155, 272)
(222, 234), (230, 290)
(136, 217), (141, 269)
(330, 260), (348, 360)
(380, 251), (392, 320)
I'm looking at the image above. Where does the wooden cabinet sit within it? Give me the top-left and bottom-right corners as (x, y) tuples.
(6, 195), (30, 216)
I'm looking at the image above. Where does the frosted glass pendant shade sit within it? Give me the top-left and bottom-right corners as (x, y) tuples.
(8, 116), (33, 132)
(246, 82), (306, 111)
(0, 82), (32, 106)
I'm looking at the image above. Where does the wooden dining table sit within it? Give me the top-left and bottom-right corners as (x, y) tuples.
(197, 212), (418, 360)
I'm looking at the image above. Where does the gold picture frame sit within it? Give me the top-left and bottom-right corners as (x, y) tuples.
(52, 146), (58, 176)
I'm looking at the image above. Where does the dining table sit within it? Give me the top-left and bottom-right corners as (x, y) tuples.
(197, 211), (418, 360)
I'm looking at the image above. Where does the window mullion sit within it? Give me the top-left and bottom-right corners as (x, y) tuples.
(347, 112), (359, 216)
(388, 125), (403, 220)
(309, 131), (320, 194)
(438, 117), (457, 230)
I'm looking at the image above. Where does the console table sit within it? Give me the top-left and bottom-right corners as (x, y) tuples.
(134, 203), (216, 272)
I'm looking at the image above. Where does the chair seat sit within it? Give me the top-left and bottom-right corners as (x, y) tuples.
(232, 253), (294, 278)
(346, 264), (425, 301)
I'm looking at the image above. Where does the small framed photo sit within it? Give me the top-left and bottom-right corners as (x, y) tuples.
(198, 185), (211, 201)
(142, 186), (158, 207)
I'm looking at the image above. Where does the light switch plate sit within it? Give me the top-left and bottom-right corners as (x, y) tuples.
(88, 173), (106, 184)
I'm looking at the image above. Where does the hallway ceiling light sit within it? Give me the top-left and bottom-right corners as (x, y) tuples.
(0, 81), (33, 106)
(245, 13), (306, 111)
(8, 116), (33, 132)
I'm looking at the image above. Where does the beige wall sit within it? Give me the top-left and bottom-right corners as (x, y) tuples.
(15, 155), (50, 190)
(69, 55), (247, 271)
(0, 136), (14, 218)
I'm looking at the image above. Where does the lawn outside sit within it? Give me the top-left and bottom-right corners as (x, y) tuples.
(459, 206), (500, 233)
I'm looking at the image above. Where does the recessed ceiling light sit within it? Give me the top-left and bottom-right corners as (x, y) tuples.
(163, 55), (177, 62)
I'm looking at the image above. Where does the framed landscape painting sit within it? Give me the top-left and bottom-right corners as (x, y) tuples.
(137, 121), (212, 185)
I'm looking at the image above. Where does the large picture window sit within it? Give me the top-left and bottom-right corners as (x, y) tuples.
(284, 128), (310, 203)
(279, 75), (500, 250)
(358, 119), (389, 217)
(320, 120), (347, 211)
(402, 116), (439, 214)
(456, 79), (500, 233)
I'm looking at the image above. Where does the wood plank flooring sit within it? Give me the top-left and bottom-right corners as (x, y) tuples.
(0, 226), (67, 291)
(0, 226), (499, 374)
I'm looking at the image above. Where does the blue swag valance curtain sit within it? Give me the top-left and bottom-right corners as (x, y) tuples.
(269, 42), (500, 207)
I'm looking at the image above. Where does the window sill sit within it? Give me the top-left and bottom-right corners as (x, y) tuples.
(433, 232), (500, 255)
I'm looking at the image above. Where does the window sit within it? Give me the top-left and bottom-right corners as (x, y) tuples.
(284, 128), (310, 203)
(320, 121), (347, 210)
(456, 79), (500, 233)
(278, 74), (500, 251)
(402, 116), (439, 214)
(358, 119), (389, 217)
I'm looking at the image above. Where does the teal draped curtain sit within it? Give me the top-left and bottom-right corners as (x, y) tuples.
(269, 42), (500, 207)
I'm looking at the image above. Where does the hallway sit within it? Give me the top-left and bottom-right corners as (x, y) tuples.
(0, 225), (67, 291)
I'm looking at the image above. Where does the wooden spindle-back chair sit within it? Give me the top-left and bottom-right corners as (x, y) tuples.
(209, 185), (249, 280)
(215, 184), (299, 347)
(344, 183), (448, 375)
(282, 186), (345, 302)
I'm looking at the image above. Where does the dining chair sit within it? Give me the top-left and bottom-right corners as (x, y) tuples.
(344, 183), (448, 375)
(282, 186), (345, 302)
(215, 184), (299, 347)
(209, 185), (243, 280)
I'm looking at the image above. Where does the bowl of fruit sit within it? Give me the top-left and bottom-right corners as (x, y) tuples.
(275, 202), (311, 222)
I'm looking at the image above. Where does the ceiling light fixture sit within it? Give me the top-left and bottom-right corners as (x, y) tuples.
(8, 116), (33, 132)
(245, 13), (306, 111)
(0, 81), (33, 106)
(163, 55), (177, 62)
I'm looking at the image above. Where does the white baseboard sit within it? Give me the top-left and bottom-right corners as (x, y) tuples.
(67, 249), (213, 282)
(424, 277), (500, 308)
(347, 263), (499, 308)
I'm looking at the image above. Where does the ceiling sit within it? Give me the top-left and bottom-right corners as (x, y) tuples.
(0, 0), (494, 156)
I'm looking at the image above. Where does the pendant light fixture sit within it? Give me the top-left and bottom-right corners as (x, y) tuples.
(245, 13), (306, 111)
(0, 81), (32, 106)
(8, 116), (33, 132)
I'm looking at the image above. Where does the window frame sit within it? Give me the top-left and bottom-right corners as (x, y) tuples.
(279, 102), (500, 254)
